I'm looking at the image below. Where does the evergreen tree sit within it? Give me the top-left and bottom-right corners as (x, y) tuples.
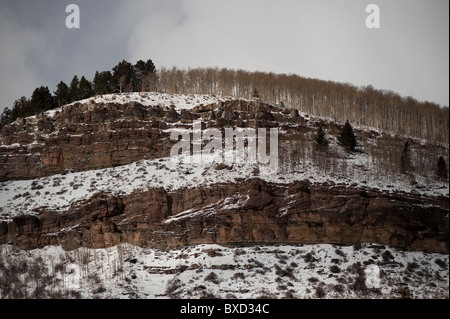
(436, 156), (448, 182)
(69, 75), (81, 102)
(93, 71), (103, 95)
(0, 107), (13, 128)
(400, 140), (411, 174)
(315, 125), (328, 147)
(337, 120), (357, 152)
(112, 60), (134, 93)
(133, 60), (145, 92)
(93, 71), (114, 95)
(133, 59), (157, 92)
(253, 88), (260, 99)
(11, 96), (30, 119)
(144, 59), (156, 74)
(30, 86), (54, 113)
(134, 60), (148, 91)
(54, 81), (70, 107)
(79, 76), (94, 99)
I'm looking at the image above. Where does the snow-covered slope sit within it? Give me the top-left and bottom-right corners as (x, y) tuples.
(1, 146), (447, 223)
(1, 91), (448, 223)
(45, 92), (235, 116)
(0, 92), (448, 299)
(0, 243), (447, 299)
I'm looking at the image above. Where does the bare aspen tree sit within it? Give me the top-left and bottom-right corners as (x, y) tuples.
(154, 66), (448, 143)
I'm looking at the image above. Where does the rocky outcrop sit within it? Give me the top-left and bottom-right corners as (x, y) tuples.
(0, 99), (285, 181)
(1, 179), (448, 253)
(0, 101), (172, 181)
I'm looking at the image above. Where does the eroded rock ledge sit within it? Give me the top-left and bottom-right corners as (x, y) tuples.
(1, 179), (448, 253)
(0, 99), (285, 181)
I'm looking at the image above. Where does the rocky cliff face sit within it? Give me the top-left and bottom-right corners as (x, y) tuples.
(0, 93), (448, 253)
(1, 179), (448, 253)
(0, 95), (286, 181)
(0, 101), (169, 181)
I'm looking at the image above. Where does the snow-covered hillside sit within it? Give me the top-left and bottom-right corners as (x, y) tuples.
(0, 243), (448, 299)
(0, 92), (448, 299)
(46, 92), (236, 116)
(1, 150), (448, 224)
(1, 94), (448, 223)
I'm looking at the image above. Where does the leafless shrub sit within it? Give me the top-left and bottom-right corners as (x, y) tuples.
(52, 178), (62, 187)
(68, 290), (82, 299)
(382, 250), (394, 262)
(274, 264), (296, 280)
(406, 262), (420, 272)
(302, 252), (317, 263)
(31, 181), (44, 190)
(335, 248), (347, 257)
(232, 272), (246, 280)
(166, 278), (182, 298)
(56, 188), (67, 195)
(434, 258), (447, 270)
(234, 249), (246, 256)
(199, 291), (217, 299)
(93, 286), (107, 295)
(329, 265), (341, 274)
(276, 253), (288, 264)
(278, 284), (288, 291)
(248, 258), (264, 268)
(315, 285), (326, 298)
(205, 272), (220, 284)
(331, 284), (344, 294)
(284, 290), (296, 299)
(348, 262), (367, 295)
(256, 290), (277, 299)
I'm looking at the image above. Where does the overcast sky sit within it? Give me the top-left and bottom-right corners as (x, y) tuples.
(0, 0), (448, 113)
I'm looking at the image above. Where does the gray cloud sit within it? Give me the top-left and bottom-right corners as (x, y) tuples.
(0, 1), (42, 109)
(0, 0), (448, 114)
(0, 0), (130, 111)
(126, 0), (449, 106)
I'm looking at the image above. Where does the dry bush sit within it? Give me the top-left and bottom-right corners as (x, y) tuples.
(205, 272), (220, 284)
(166, 277), (182, 298)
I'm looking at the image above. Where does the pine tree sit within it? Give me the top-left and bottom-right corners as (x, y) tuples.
(133, 60), (145, 92)
(133, 59), (157, 92)
(0, 107), (13, 128)
(337, 120), (357, 152)
(315, 125), (328, 148)
(436, 156), (448, 182)
(400, 140), (411, 174)
(253, 88), (260, 99)
(11, 96), (30, 119)
(54, 81), (70, 107)
(30, 86), (54, 113)
(79, 76), (94, 99)
(112, 60), (133, 93)
(93, 71), (114, 95)
(69, 75), (81, 102)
